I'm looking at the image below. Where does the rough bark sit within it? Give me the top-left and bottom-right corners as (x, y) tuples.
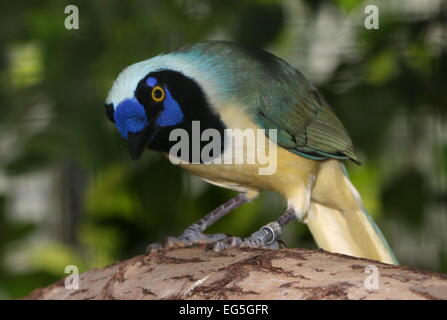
(25, 247), (447, 300)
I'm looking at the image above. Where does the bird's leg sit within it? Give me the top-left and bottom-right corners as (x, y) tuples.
(146, 193), (248, 253)
(211, 207), (297, 251)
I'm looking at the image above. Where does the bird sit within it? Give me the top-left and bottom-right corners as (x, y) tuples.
(105, 41), (398, 264)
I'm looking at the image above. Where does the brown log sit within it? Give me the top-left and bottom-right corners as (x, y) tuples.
(25, 247), (447, 300)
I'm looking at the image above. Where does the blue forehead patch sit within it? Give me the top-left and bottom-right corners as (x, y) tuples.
(146, 77), (158, 87)
(114, 98), (148, 139)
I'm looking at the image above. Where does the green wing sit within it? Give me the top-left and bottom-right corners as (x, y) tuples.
(248, 56), (360, 164)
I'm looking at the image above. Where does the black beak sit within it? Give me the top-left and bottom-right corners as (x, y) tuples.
(128, 129), (150, 161)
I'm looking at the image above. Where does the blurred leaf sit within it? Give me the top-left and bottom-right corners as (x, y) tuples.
(366, 49), (398, 85)
(8, 42), (43, 88)
(29, 242), (85, 276)
(346, 162), (382, 218)
(334, 0), (362, 13)
(79, 224), (122, 268)
(406, 42), (432, 75)
(85, 164), (141, 220)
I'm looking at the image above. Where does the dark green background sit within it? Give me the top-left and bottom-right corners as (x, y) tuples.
(0, 0), (446, 298)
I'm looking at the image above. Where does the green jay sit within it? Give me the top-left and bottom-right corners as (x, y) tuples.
(105, 41), (398, 264)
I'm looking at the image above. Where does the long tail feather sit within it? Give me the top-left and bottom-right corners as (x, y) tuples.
(307, 203), (398, 264)
(306, 161), (398, 264)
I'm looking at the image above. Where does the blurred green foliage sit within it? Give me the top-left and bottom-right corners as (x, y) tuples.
(0, 0), (446, 298)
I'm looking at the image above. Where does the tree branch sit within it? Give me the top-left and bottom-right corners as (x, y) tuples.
(25, 247), (447, 300)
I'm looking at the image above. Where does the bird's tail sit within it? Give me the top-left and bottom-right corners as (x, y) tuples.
(305, 160), (398, 265)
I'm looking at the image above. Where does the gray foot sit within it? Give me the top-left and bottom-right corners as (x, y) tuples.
(145, 224), (228, 253)
(210, 222), (285, 251)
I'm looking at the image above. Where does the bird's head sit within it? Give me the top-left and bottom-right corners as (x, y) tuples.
(105, 53), (226, 161)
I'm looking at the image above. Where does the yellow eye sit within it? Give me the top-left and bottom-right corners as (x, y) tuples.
(151, 85), (165, 102)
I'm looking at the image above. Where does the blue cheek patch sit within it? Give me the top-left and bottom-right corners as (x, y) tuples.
(114, 98), (148, 139)
(156, 87), (184, 127)
(146, 77), (158, 87)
